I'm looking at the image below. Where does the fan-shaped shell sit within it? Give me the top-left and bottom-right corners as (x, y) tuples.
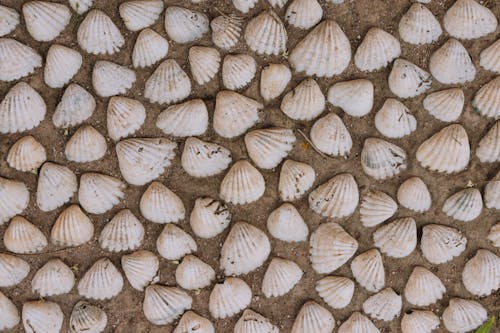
(92, 60), (136, 97)
(267, 203), (308, 242)
(164, 6), (208, 43)
(174, 311), (214, 333)
(374, 99), (416, 138)
(279, 159), (315, 202)
(0, 291), (19, 331)
(51, 204), (93, 247)
(53, 84), (95, 128)
(145, 59), (191, 105)
(404, 266), (445, 306)
(181, 137), (232, 177)
(22, 301), (63, 333)
(355, 28), (401, 72)
(0, 253), (30, 287)
(485, 176), (500, 210)
(351, 249), (385, 292)
(7, 136), (46, 172)
(0, 177), (29, 225)
(143, 284), (192, 325)
(285, 0), (322, 30)
(69, 0), (93, 14)
(23, 1), (70, 41)
(360, 191), (397, 227)
(311, 113), (352, 157)
(401, 310), (439, 333)
(0, 5), (19, 37)
(443, 298), (487, 333)
(78, 258), (124, 300)
(234, 309), (278, 333)
(472, 76), (500, 119)
(222, 54), (256, 90)
(373, 217), (417, 258)
(132, 28), (169, 68)
(37, 162), (77, 212)
(69, 301), (107, 333)
(119, 0), (163, 31)
(429, 38), (476, 84)
(442, 188), (482, 222)
(477, 121), (500, 162)
(0, 38), (41, 81)
(190, 197), (231, 238)
(291, 301), (335, 333)
(423, 88), (464, 122)
(281, 78), (325, 121)
(399, 3), (442, 45)
(462, 249), (500, 296)
(140, 182), (185, 224)
(65, 125), (106, 163)
(245, 10), (287, 56)
(397, 177), (431, 212)
(121, 250), (159, 291)
(211, 14), (243, 50)
(488, 223), (500, 247)
(107, 97), (145, 141)
(308, 173), (359, 218)
(262, 257), (302, 297)
(316, 276), (354, 309)
(327, 79), (374, 117)
(443, 0), (497, 40)
(209, 277), (251, 319)
(79, 173), (125, 214)
(260, 63), (291, 102)
(78, 9), (124, 55)
(32, 259), (75, 297)
(388, 59), (432, 98)
(245, 127), (295, 169)
(220, 160), (265, 205)
(157, 224), (197, 260)
(4, 216), (47, 254)
(44, 44), (82, 88)
(188, 46), (220, 85)
(99, 209), (144, 252)
(421, 224), (467, 264)
(363, 288), (402, 321)
(361, 138), (407, 180)
(480, 39), (500, 73)
(338, 312), (380, 333)
(157, 99), (208, 137)
(232, 0), (257, 13)
(175, 255), (215, 290)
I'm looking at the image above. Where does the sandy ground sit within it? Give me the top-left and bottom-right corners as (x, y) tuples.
(0, 0), (499, 332)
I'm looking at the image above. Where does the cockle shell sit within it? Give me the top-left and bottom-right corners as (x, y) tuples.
(78, 9), (124, 55)
(480, 39), (500, 73)
(79, 173), (125, 214)
(181, 137), (232, 177)
(442, 298), (487, 333)
(388, 59), (432, 98)
(7, 136), (46, 172)
(69, 0), (93, 14)
(404, 266), (445, 306)
(0, 291), (19, 331)
(156, 99), (208, 137)
(338, 312), (380, 333)
(462, 249), (500, 296)
(140, 182), (185, 224)
(99, 209), (145, 253)
(327, 79), (374, 117)
(0, 177), (29, 225)
(232, 0), (257, 13)
(119, 0), (163, 32)
(174, 311), (214, 333)
(399, 3), (442, 44)
(65, 125), (107, 163)
(211, 14), (243, 50)
(245, 10), (287, 56)
(472, 76), (500, 119)
(189, 197), (231, 238)
(362, 288), (402, 321)
(0, 253), (30, 287)
(267, 203), (308, 242)
(189, 46), (220, 85)
(164, 6), (209, 43)
(401, 310), (439, 333)
(156, 224), (197, 260)
(107, 97), (145, 141)
(143, 284), (192, 325)
(69, 301), (107, 333)
(32, 259), (75, 297)
(0, 38), (41, 81)
(22, 1), (70, 42)
(476, 120), (500, 163)
(397, 177), (431, 212)
(285, 0), (322, 30)
(262, 257), (302, 297)
(175, 255), (215, 290)
(281, 78), (325, 121)
(22, 301), (64, 333)
(443, 0), (497, 40)
(78, 258), (124, 300)
(374, 99), (416, 138)
(44, 44), (82, 88)
(245, 127), (295, 169)
(222, 54), (256, 90)
(360, 190), (397, 227)
(373, 217), (417, 258)
(421, 224), (467, 264)
(260, 63), (291, 102)
(429, 38), (476, 84)
(234, 309), (278, 333)
(442, 188), (482, 222)
(121, 250), (159, 291)
(51, 204), (94, 247)
(92, 61), (136, 97)
(355, 28), (401, 72)
(311, 113), (352, 157)
(220, 160), (266, 205)
(132, 28), (169, 68)
(488, 223), (500, 247)
(291, 301), (335, 333)
(423, 88), (464, 122)
(316, 276), (354, 309)
(351, 249), (385, 292)
(279, 159), (315, 202)
(37, 162), (77, 212)
(361, 138), (407, 180)
(4, 216), (47, 254)
(145, 59), (191, 105)
(0, 5), (19, 37)
(53, 84), (95, 128)
(209, 277), (251, 319)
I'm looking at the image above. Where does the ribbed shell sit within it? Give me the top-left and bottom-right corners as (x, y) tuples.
(285, 0), (322, 30)
(53, 84), (95, 128)
(442, 188), (482, 222)
(36, 162), (77, 212)
(181, 137), (232, 177)
(311, 113), (352, 157)
(69, 301), (107, 333)
(140, 181), (185, 224)
(355, 28), (401, 72)
(480, 39), (500, 73)
(7, 136), (46, 172)
(92, 60), (136, 97)
(132, 28), (169, 68)
(222, 54), (256, 90)
(188, 46), (220, 85)
(401, 311), (439, 333)
(351, 249), (385, 292)
(397, 177), (431, 212)
(462, 249), (500, 296)
(78, 9), (124, 55)
(211, 14), (243, 50)
(78, 258), (124, 300)
(245, 127), (295, 169)
(143, 285), (192, 325)
(119, 0), (163, 31)
(421, 224), (467, 264)
(22, 301), (63, 333)
(316, 276), (354, 309)
(232, 0), (258, 13)
(79, 173), (125, 214)
(291, 301), (335, 333)
(245, 10), (287, 56)
(99, 209), (144, 252)
(145, 59), (191, 104)
(488, 223), (500, 247)
(262, 257), (302, 297)
(32, 259), (75, 297)
(65, 125), (106, 163)
(156, 224), (197, 260)
(338, 312), (380, 333)
(190, 197), (231, 238)
(404, 266), (445, 306)
(423, 88), (464, 122)
(429, 38), (476, 84)
(361, 138), (407, 180)
(0, 38), (41, 82)
(209, 277), (251, 319)
(477, 121), (500, 162)
(268, 0), (288, 7)
(374, 99), (416, 138)
(0, 291), (19, 331)
(260, 63), (291, 101)
(0, 5), (19, 37)
(0, 177), (29, 225)
(281, 78), (325, 121)
(472, 76), (500, 119)
(164, 6), (208, 43)
(443, 0), (497, 40)
(0, 253), (30, 287)
(220, 160), (265, 205)
(175, 255), (215, 290)
(309, 173), (359, 218)
(279, 159), (315, 202)
(156, 99), (208, 137)
(174, 311), (214, 333)
(4, 216), (47, 254)
(107, 97), (145, 141)
(22, 1), (70, 41)
(442, 298), (487, 333)
(51, 205), (93, 247)
(373, 217), (417, 258)
(398, 3), (442, 44)
(360, 191), (397, 227)
(234, 309), (278, 333)
(121, 250), (159, 291)
(485, 176), (500, 210)
(44, 44), (82, 88)
(69, 0), (93, 14)
(267, 203), (308, 242)
(362, 288), (402, 321)
(388, 59), (432, 98)
(327, 79), (374, 117)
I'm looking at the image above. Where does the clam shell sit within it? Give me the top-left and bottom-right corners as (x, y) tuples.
(361, 138), (407, 180)
(99, 209), (144, 253)
(132, 28), (169, 68)
(209, 277), (251, 319)
(404, 266), (445, 306)
(140, 181), (185, 224)
(476, 120), (500, 162)
(281, 78), (325, 121)
(398, 3), (442, 44)
(360, 190), (397, 227)
(188, 46), (220, 85)
(245, 10), (287, 56)
(69, 0), (93, 14)
(423, 88), (464, 122)
(78, 258), (124, 300)
(232, 0), (257, 13)
(374, 99), (416, 138)
(0, 177), (29, 225)
(472, 76), (500, 119)
(119, 0), (163, 31)
(373, 217), (417, 258)
(65, 125), (107, 163)
(443, 0), (497, 40)
(355, 28), (401, 72)
(175, 255), (215, 290)
(222, 54), (256, 90)
(488, 223), (500, 247)
(462, 249), (500, 296)
(362, 288), (402, 321)
(279, 159), (315, 202)
(181, 137), (232, 177)
(32, 259), (75, 297)
(285, 0), (322, 30)
(92, 60), (136, 97)
(388, 59), (432, 98)
(22, 301), (63, 333)
(480, 39), (500, 73)
(316, 276), (354, 309)
(220, 160), (265, 205)
(442, 188), (482, 222)
(401, 310), (439, 333)
(174, 311), (214, 333)
(429, 38), (476, 84)
(0, 291), (19, 331)
(0, 38), (41, 81)
(311, 113), (352, 157)
(351, 249), (385, 292)
(51, 205), (94, 247)
(421, 224), (467, 264)
(4, 216), (47, 254)
(164, 6), (208, 43)
(23, 1), (70, 42)
(78, 9), (124, 55)
(37, 162), (77, 212)
(69, 301), (107, 333)
(143, 284), (192, 325)
(327, 79), (374, 117)
(53, 84), (95, 128)
(0, 5), (19, 37)
(262, 257), (302, 297)
(260, 63), (291, 101)
(267, 203), (308, 242)
(338, 312), (379, 333)
(145, 59), (191, 104)
(157, 99), (208, 137)
(234, 309), (278, 333)
(0, 253), (30, 287)
(107, 97), (145, 141)
(443, 298), (487, 333)
(211, 14), (242, 50)
(7, 136), (46, 172)
(190, 197), (231, 238)
(291, 301), (335, 333)
(397, 177), (431, 212)
(44, 44), (82, 88)
(245, 127), (295, 169)
(79, 173), (125, 214)
(121, 250), (159, 291)
(485, 175), (500, 210)
(156, 224), (197, 260)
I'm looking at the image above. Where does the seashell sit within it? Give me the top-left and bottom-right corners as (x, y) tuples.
(53, 84), (95, 128)
(327, 79), (374, 117)
(164, 6), (208, 43)
(311, 113), (352, 157)
(157, 102), (207, 139)
(220, 221), (270, 275)
(351, 249), (385, 292)
(235, 309), (278, 333)
(476, 121), (500, 162)
(361, 138), (407, 180)
(0, 177), (29, 225)
(174, 311), (214, 333)
(23, 1), (70, 41)
(44, 44), (82, 88)
(404, 266), (445, 306)
(222, 54), (256, 90)
(373, 217), (417, 258)
(232, 0), (257, 13)
(140, 182), (185, 224)
(143, 284), (192, 325)
(121, 250), (159, 291)
(267, 203), (308, 242)
(92, 61), (136, 97)
(157, 224), (197, 260)
(145, 59), (191, 105)
(51, 204), (93, 247)
(181, 137), (232, 177)
(338, 312), (380, 333)
(132, 28), (169, 68)
(0, 38), (41, 81)
(442, 188), (482, 222)
(0, 5), (19, 37)
(360, 191), (397, 227)
(78, 9), (124, 55)
(69, 0), (93, 14)
(279, 159), (315, 202)
(397, 177), (431, 212)
(429, 38), (476, 84)
(260, 63), (291, 102)
(175, 255), (215, 290)
(485, 173), (500, 209)
(36, 162), (77, 212)
(472, 76), (499, 119)
(480, 39), (500, 73)
(22, 301), (63, 333)
(421, 224), (467, 264)
(416, 124), (470, 173)
(69, 301), (107, 333)
(0, 253), (30, 287)
(262, 257), (302, 297)
(281, 78), (325, 121)
(79, 173), (125, 214)
(211, 14), (243, 50)
(285, 0), (323, 30)
(308, 173), (359, 219)
(220, 160), (265, 205)
(401, 310), (440, 333)
(190, 197), (231, 238)
(0, 291), (19, 331)
(245, 127), (295, 169)
(245, 10), (287, 56)
(398, 3), (442, 45)
(32, 259), (75, 297)
(7, 136), (46, 172)
(188, 46), (220, 85)
(290, 19), (351, 77)
(374, 99), (416, 138)
(78, 258), (124, 300)
(107, 97), (146, 141)
(462, 249), (500, 296)
(388, 59), (432, 98)
(268, 0), (288, 7)
(363, 288), (402, 321)
(119, 0), (163, 31)
(0, 82), (46, 134)
(116, 138), (176, 186)
(65, 125), (107, 163)
(99, 209), (144, 252)
(443, 0), (497, 40)
(4, 216), (47, 254)
(209, 277), (251, 319)
(316, 276), (354, 309)
(423, 88), (464, 122)
(291, 301), (335, 333)
(488, 223), (500, 247)
(355, 28), (401, 72)
(309, 222), (358, 274)
(443, 298), (487, 333)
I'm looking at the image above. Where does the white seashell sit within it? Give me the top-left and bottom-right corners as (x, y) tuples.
(476, 121), (500, 162)
(416, 124), (470, 173)
(429, 38), (476, 84)
(262, 257), (302, 297)
(190, 197), (231, 238)
(0, 253), (30, 287)
(234, 309), (278, 333)
(22, 301), (63, 333)
(143, 285), (192, 325)
(480, 39), (500, 73)
(245, 10), (287, 56)
(290, 19), (351, 77)
(51, 205), (93, 247)
(79, 173), (125, 214)
(53, 84), (95, 128)
(462, 249), (500, 296)
(267, 203), (308, 242)
(374, 99), (416, 138)
(361, 138), (407, 180)
(7, 136), (46, 172)
(174, 311), (214, 333)
(0, 38), (41, 81)
(351, 249), (385, 292)
(78, 258), (124, 300)
(0, 5), (19, 37)
(291, 301), (335, 333)
(488, 223), (500, 246)
(164, 6), (208, 43)
(232, 0), (257, 13)
(69, 301), (107, 333)
(279, 159), (315, 202)
(245, 127), (295, 169)
(140, 182), (185, 224)
(65, 125), (106, 163)
(421, 224), (467, 264)
(355, 28), (400, 72)
(0, 82), (46, 134)
(404, 266), (445, 306)
(268, 0), (288, 6)
(311, 113), (352, 157)
(116, 138), (176, 186)
(398, 3), (442, 45)
(145, 59), (191, 105)
(132, 29), (169, 68)
(423, 88), (464, 122)
(188, 46), (220, 85)
(37, 162), (77, 212)
(32, 259), (75, 297)
(308, 173), (359, 219)
(92, 61), (136, 97)
(260, 63), (291, 102)
(285, 0), (322, 30)
(220, 160), (265, 205)
(44, 44), (82, 88)
(327, 79), (374, 117)
(209, 277), (251, 319)
(363, 288), (402, 321)
(119, 0), (163, 31)
(157, 224), (197, 260)
(78, 9), (124, 55)
(220, 221), (270, 276)
(309, 222), (358, 274)
(360, 191), (397, 227)
(0, 291), (19, 331)
(121, 250), (159, 291)
(23, 1), (70, 42)
(443, 298), (487, 333)
(316, 276), (354, 309)
(443, 0), (497, 40)
(373, 217), (417, 258)
(4, 216), (47, 254)
(222, 54), (256, 90)
(0, 177), (29, 225)
(397, 177), (431, 212)
(99, 209), (144, 253)
(107, 97), (145, 141)
(69, 0), (93, 14)
(175, 255), (215, 290)
(401, 310), (440, 333)
(156, 100), (208, 138)
(472, 76), (499, 119)
(281, 78), (325, 121)
(442, 188), (482, 222)
(485, 175), (500, 210)
(388, 59), (432, 98)
(338, 312), (380, 333)
(211, 14), (243, 50)
(181, 137), (232, 177)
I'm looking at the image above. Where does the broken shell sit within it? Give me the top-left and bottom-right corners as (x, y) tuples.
(0, 253), (30, 287)
(37, 162), (77, 212)
(234, 309), (278, 333)
(281, 78), (325, 121)
(156, 224), (197, 260)
(327, 79), (374, 117)
(442, 187), (482, 222)
(7, 136), (46, 172)
(262, 257), (302, 297)
(78, 258), (124, 300)
(476, 121), (500, 163)
(69, 301), (107, 333)
(53, 84), (95, 128)
(361, 138), (407, 180)
(388, 59), (432, 98)
(315, 276), (355, 309)
(79, 173), (125, 214)
(0, 38), (41, 82)
(443, 0), (497, 40)
(279, 159), (316, 202)
(355, 28), (401, 72)
(362, 288), (402, 321)
(421, 224), (467, 264)
(397, 177), (431, 212)
(209, 277), (251, 319)
(121, 250), (159, 291)
(145, 59), (191, 105)
(423, 88), (464, 122)
(404, 266), (445, 306)
(132, 28), (169, 68)
(51, 205), (94, 247)
(374, 99), (416, 138)
(462, 249), (500, 296)
(23, 1), (70, 42)
(245, 127), (295, 169)
(429, 38), (476, 84)
(164, 6), (208, 43)
(211, 14), (243, 50)
(351, 249), (385, 292)
(311, 113), (352, 157)
(22, 301), (63, 333)
(0, 177), (29, 225)
(143, 284), (192, 325)
(4, 216), (47, 254)
(78, 9), (124, 55)
(0, 5), (19, 37)
(156, 99), (208, 137)
(175, 255), (215, 290)
(220, 160), (266, 205)
(260, 63), (291, 101)
(399, 3), (442, 44)
(99, 209), (144, 253)
(107, 97), (145, 141)
(119, 0), (163, 32)
(181, 137), (232, 177)
(472, 76), (500, 119)
(373, 217), (417, 258)
(44, 44), (82, 88)
(140, 182), (185, 224)
(32, 259), (75, 297)
(442, 298), (487, 333)
(360, 191), (397, 227)
(267, 203), (308, 242)
(92, 60), (136, 97)
(401, 310), (440, 333)
(245, 10), (287, 56)
(285, 0), (322, 30)
(291, 301), (335, 333)
(65, 125), (107, 163)
(189, 46), (220, 85)
(190, 197), (231, 238)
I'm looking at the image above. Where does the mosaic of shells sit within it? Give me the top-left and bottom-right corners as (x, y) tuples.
(0, 0), (499, 332)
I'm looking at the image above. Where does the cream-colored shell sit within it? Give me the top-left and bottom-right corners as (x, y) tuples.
(442, 298), (487, 333)
(374, 99), (416, 138)
(78, 9), (124, 55)
(69, 0), (93, 14)
(211, 14), (243, 50)
(175, 255), (215, 290)
(0, 177), (29, 225)
(291, 301), (335, 333)
(360, 191), (397, 227)
(0, 253), (30, 287)
(397, 177), (431, 212)
(423, 88), (464, 122)
(44, 44), (82, 88)
(92, 60), (136, 97)
(361, 138), (407, 180)
(22, 301), (63, 333)
(267, 203), (308, 242)
(220, 160), (265, 205)
(234, 309), (278, 333)
(23, 1), (70, 41)
(4, 216), (47, 254)
(262, 257), (302, 297)
(0, 291), (19, 331)
(488, 223), (500, 247)
(99, 209), (144, 253)
(351, 249), (385, 292)
(209, 277), (251, 319)
(462, 249), (500, 296)
(143, 284), (192, 325)
(279, 159), (315, 202)
(132, 28), (169, 68)
(107, 97), (145, 141)
(164, 6), (208, 43)
(443, 0), (497, 40)
(145, 59), (191, 104)
(480, 39), (500, 73)
(260, 63), (291, 102)
(174, 311), (214, 333)
(245, 10), (287, 56)
(0, 38), (41, 82)
(308, 173), (359, 218)
(181, 137), (232, 177)
(421, 224), (467, 264)
(477, 121), (500, 162)
(232, 0), (257, 13)
(121, 250), (159, 291)
(222, 53), (256, 90)
(140, 181), (185, 224)
(32, 259), (75, 297)
(190, 197), (231, 238)
(119, 0), (163, 32)
(156, 224), (197, 260)
(157, 99), (208, 137)
(362, 288), (402, 321)
(0, 5), (19, 37)
(311, 113), (352, 157)
(37, 162), (77, 212)
(285, 0), (322, 30)
(51, 204), (94, 247)
(404, 266), (445, 306)
(316, 276), (354, 309)
(429, 38), (476, 84)
(388, 59), (432, 98)
(442, 188), (482, 222)
(53, 84), (95, 128)
(188, 46), (220, 85)
(472, 76), (499, 119)
(338, 312), (380, 333)
(281, 78), (325, 121)
(399, 3), (442, 44)
(245, 127), (295, 169)
(401, 310), (440, 333)
(78, 258), (124, 300)
(355, 28), (401, 72)
(373, 217), (417, 258)
(7, 136), (46, 172)
(65, 125), (107, 163)
(69, 301), (107, 333)
(79, 173), (125, 214)
(327, 79), (374, 117)
(485, 176), (500, 210)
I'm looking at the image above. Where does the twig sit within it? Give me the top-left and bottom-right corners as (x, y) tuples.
(296, 129), (327, 158)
